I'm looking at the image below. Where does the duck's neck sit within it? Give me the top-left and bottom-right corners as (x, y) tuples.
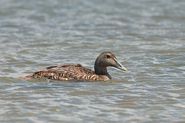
(94, 65), (107, 75)
(94, 63), (111, 79)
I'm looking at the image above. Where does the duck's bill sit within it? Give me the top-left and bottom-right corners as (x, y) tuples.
(114, 58), (128, 71)
(117, 65), (128, 71)
(117, 63), (128, 71)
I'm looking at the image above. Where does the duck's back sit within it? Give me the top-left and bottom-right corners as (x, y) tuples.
(26, 64), (108, 81)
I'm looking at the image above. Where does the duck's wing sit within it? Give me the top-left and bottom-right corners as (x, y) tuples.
(29, 64), (96, 81)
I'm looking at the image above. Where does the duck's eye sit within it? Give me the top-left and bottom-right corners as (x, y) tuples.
(106, 55), (111, 58)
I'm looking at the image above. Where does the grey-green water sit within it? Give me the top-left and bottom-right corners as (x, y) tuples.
(0, 0), (185, 122)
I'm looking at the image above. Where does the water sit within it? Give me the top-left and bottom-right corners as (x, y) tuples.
(0, 0), (185, 122)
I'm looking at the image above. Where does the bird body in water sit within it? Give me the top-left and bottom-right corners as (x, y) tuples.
(22, 52), (127, 81)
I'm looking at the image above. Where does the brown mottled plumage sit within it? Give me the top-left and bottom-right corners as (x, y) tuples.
(22, 51), (127, 81)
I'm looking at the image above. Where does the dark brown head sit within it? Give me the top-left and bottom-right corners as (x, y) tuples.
(94, 51), (127, 76)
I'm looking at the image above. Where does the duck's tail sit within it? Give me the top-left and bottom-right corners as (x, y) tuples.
(19, 74), (33, 80)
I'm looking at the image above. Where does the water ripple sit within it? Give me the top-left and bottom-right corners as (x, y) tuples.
(0, 0), (185, 122)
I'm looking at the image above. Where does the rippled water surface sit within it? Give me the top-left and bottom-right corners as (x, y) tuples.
(0, 0), (185, 122)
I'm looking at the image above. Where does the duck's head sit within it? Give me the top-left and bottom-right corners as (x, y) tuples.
(94, 51), (127, 75)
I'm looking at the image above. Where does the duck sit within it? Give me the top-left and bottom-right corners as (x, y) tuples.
(22, 51), (127, 81)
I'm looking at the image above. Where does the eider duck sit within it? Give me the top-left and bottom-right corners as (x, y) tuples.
(23, 51), (127, 81)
